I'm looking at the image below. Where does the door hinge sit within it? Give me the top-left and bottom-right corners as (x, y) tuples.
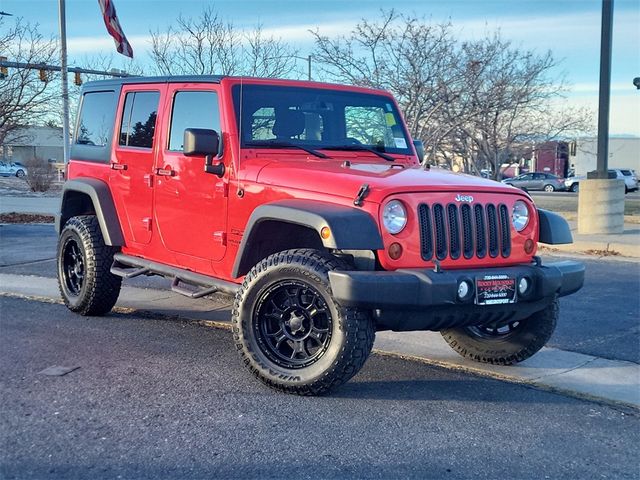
(215, 182), (229, 197)
(144, 174), (153, 187)
(142, 217), (152, 231)
(213, 231), (226, 246)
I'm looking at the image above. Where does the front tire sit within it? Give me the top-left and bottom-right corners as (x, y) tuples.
(57, 215), (122, 315)
(570, 183), (579, 192)
(441, 299), (558, 365)
(232, 249), (375, 395)
(15, 169), (25, 178)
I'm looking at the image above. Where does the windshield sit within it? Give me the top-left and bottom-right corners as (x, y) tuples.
(232, 84), (412, 156)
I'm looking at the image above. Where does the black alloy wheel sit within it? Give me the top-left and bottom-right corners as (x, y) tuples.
(466, 320), (522, 340)
(254, 280), (332, 369)
(57, 215), (122, 315)
(441, 299), (559, 365)
(61, 237), (85, 296)
(232, 249), (375, 395)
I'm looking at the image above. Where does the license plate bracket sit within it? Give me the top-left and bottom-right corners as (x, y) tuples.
(475, 275), (517, 305)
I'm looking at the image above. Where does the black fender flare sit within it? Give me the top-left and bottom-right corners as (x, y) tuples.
(537, 208), (573, 245)
(231, 199), (383, 278)
(56, 178), (124, 246)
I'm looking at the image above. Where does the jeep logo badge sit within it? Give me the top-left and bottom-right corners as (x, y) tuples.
(455, 194), (474, 202)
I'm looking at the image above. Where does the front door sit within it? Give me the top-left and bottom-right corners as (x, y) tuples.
(110, 85), (164, 245)
(153, 86), (228, 265)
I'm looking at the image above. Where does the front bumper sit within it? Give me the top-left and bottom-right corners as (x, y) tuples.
(328, 260), (584, 331)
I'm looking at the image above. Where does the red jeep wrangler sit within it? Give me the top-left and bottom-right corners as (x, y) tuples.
(56, 76), (584, 395)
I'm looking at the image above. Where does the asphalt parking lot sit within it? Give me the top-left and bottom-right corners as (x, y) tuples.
(2, 296), (638, 479)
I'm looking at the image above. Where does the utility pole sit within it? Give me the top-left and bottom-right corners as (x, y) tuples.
(58, 0), (70, 172)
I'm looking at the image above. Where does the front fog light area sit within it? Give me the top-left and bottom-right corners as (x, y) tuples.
(518, 277), (531, 295)
(457, 280), (473, 301)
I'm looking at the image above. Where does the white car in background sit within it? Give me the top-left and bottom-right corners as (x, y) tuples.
(0, 162), (27, 178)
(565, 169), (638, 194)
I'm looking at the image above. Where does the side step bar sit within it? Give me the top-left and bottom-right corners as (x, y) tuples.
(110, 253), (239, 298)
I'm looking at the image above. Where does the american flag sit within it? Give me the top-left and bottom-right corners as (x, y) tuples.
(97, 0), (133, 58)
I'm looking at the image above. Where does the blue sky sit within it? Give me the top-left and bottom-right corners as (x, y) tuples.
(3, 0), (640, 135)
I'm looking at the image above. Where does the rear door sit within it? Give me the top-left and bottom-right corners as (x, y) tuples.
(153, 85), (228, 264)
(110, 85), (164, 245)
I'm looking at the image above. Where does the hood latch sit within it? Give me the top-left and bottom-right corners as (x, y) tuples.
(353, 183), (370, 207)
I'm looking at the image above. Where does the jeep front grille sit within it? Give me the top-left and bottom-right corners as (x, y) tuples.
(418, 203), (511, 261)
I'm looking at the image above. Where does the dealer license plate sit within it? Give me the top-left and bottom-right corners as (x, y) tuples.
(475, 275), (517, 305)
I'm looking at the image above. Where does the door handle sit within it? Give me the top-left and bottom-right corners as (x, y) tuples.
(110, 162), (127, 170)
(155, 167), (176, 177)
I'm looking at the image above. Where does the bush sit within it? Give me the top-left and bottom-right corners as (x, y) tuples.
(23, 157), (55, 192)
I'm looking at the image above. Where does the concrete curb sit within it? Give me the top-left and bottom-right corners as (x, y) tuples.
(1, 272), (638, 409)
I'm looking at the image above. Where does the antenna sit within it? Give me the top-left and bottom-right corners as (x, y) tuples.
(236, 76), (244, 196)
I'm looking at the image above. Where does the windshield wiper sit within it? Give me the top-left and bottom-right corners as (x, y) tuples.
(322, 145), (395, 162)
(245, 140), (328, 159)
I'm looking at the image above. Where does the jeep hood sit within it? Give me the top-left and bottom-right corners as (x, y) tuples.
(255, 160), (521, 204)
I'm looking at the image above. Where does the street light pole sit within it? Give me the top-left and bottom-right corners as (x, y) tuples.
(58, 0), (71, 171)
(307, 55), (311, 81)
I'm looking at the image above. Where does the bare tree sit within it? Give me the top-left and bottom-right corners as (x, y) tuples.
(149, 7), (299, 78)
(0, 17), (59, 145)
(312, 12), (594, 177)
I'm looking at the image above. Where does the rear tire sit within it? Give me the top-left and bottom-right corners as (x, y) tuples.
(441, 299), (558, 365)
(15, 169), (25, 178)
(232, 249), (375, 395)
(544, 184), (555, 192)
(57, 215), (122, 315)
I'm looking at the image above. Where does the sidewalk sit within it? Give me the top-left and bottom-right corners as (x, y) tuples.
(541, 220), (640, 258)
(1, 272), (638, 409)
(1, 195), (638, 258)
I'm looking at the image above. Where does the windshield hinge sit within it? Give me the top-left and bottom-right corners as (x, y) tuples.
(354, 183), (370, 207)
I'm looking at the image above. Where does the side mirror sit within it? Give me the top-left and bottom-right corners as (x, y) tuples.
(183, 128), (225, 177)
(183, 128), (220, 157)
(413, 139), (426, 163)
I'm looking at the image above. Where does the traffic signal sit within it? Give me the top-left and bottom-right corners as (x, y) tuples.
(39, 69), (47, 82)
(0, 56), (7, 79)
(74, 71), (82, 86)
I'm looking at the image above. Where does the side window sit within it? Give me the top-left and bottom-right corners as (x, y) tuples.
(76, 91), (115, 146)
(169, 91), (220, 151)
(118, 91), (160, 149)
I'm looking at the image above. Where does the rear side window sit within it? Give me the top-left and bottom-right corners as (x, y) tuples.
(76, 91), (115, 146)
(168, 91), (220, 151)
(118, 91), (160, 149)
(621, 170), (632, 176)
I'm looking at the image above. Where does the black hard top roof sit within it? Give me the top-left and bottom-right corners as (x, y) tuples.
(83, 75), (226, 89)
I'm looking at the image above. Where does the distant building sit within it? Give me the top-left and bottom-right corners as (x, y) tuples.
(571, 137), (640, 176)
(1, 125), (64, 164)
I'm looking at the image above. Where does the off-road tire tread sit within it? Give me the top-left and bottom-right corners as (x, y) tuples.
(57, 215), (122, 316)
(232, 248), (375, 395)
(441, 299), (558, 365)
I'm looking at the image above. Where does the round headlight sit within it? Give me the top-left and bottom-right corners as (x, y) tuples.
(382, 200), (407, 234)
(512, 200), (530, 232)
